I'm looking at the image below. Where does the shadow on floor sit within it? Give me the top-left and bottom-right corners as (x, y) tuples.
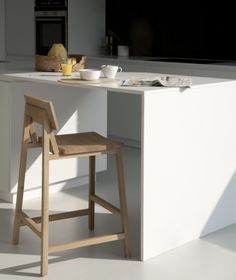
(0, 207), (139, 277)
(200, 170), (236, 252)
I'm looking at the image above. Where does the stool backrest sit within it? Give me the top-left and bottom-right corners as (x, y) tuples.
(24, 95), (59, 131)
(24, 95), (59, 155)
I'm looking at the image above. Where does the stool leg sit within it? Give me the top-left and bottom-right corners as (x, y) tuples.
(88, 156), (95, 230)
(116, 149), (131, 258)
(12, 144), (28, 244)
(12, 118), (30, 244)
(41, 130), (50, 276)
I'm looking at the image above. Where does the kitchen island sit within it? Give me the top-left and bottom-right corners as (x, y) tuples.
(1, 68), (236, 261)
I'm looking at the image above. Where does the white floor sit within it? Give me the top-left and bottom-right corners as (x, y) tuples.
(0, 147), (236, 279)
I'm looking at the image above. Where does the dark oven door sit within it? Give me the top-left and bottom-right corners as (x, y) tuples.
(35, 11), (67, 55)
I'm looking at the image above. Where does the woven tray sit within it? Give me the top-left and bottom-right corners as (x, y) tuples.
(35, 54), (86, 72)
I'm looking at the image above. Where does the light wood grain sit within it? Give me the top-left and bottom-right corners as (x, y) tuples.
(116, 148), (131, 258)
(13, 95), (130, 276)
(41, 118), (50, 276)
(49, 233), (126, 253)
(12, 114), (31, 244)
(20, 211), (41, 237)
(91, 194), (121, 215)
(25, 95), (58, 131)
(89, 156), (95, 230)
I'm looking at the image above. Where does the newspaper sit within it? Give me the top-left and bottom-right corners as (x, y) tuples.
(121, 75), (192, 88)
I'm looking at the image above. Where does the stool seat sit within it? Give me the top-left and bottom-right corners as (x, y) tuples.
(55, 132), (123, 156)
(12, 95), (130, 276)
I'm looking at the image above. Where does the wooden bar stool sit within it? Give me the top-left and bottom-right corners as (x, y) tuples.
(12, 95), (130, 276)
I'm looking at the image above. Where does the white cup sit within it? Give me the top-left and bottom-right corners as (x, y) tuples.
(101, 65), (122, 78)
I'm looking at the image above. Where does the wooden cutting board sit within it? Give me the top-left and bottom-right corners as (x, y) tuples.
(59, 77), (121, 84)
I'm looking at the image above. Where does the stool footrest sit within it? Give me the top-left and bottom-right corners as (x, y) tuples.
(91, 194), (121, 215)
(36, 209), (90, 223)
(48, 232), (126, 253)
(20, 211), (41, 237)
(21, 209), (89, 227)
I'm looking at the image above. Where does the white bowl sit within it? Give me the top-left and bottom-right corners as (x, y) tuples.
(79, 69), (101, 80)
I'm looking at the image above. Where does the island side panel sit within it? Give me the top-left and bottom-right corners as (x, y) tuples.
(0, 80), (11, 201)
(141, 83), (236, 260)
(9, 81), (107, 201)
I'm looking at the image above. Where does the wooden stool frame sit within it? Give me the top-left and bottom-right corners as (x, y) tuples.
(12, 95), (130, 276)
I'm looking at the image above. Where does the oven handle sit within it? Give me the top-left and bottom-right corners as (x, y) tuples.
(35, 17), (65, 21)
(35, 10), (67, 17)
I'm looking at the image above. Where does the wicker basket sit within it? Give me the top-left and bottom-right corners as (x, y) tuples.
(35, 54), (86, 72)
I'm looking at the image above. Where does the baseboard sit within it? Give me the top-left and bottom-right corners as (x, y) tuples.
(0, 190), (14, 203)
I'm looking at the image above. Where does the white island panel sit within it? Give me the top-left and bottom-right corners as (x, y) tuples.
(142, 82), (236, 259)
(0, 80), (11, 200)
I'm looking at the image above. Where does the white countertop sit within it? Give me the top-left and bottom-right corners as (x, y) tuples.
(0, 59), (234, 95)
(3, 71), (233, 95)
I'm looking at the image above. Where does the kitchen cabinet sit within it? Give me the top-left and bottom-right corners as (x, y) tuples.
(0, 0), (5, 60)
(5, 0), (34, 57)
(4, 0), (106, 58)
(68, 0), (105, 55)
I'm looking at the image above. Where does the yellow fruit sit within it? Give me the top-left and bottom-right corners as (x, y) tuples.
(47, 43), (67, 59)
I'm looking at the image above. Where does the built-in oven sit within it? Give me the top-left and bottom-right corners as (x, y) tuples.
(35, 0), (68, 55)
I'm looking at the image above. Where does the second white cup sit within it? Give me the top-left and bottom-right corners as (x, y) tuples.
(101, 65), (122, 78)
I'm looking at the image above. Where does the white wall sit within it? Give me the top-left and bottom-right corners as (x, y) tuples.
(0, 0), (5, 59)
(68, 0), (105, 55)
(5, 0), (34, 57)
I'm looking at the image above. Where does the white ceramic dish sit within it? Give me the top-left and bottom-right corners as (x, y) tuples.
(79, 69), (101, 81)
